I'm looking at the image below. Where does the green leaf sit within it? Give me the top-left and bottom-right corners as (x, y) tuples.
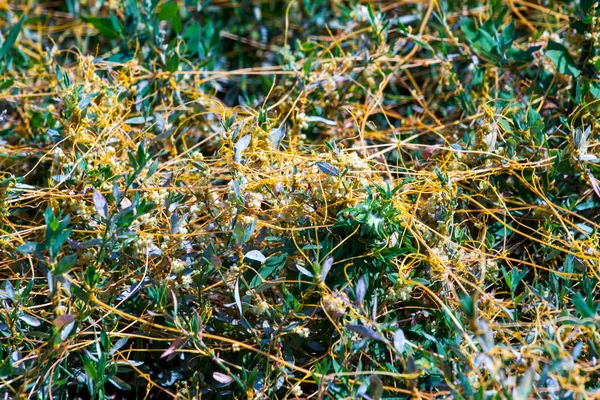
(93, 189), (108, 219)
(411, 277), (431, 286)
(158, 1), (182, 34)
(109, 337), (129, 355)
(580, 0), (595, 12)
(461, 19), (478, 42)
(16, 242), (43, 254)
(369, 375), (384, 400)
(345, 324), (385, 342)
(513, 368), (534, 400)
(0, 17), (25, 60)
(55, 253), (78, 275)
(1, 280), (15, 301)
(244, 250), (266, 263)
(0, 78), (14, 90)
(51, 227), (73, 260)
(124, 115), (153, 125)
(316, 162), (339, 177)
(19, 314), (41, 327)
(81, 15), (121, 40)
(82, 351), (98, 382)
(109, 376), (131, 391)
(146, 159), (159, 180)
(461, 19), (496, 54)
(71, 284), (89, 302)
(166, 53), (179, 73)
(572, 293), (595, 318)
(100, 329), (110, 350)
(85, 265), (98, 288)
(250, 253), (287, 289)
(498, 20), (516, 56)
(546, 41), (580, 77)
(590, 81), (600, 99)
(53, 314), (75, 329)
(109, 11), (123, 35)
(234, 134), (251, 163)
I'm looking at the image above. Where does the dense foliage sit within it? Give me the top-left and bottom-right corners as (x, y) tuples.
(1, 0), (600, 398)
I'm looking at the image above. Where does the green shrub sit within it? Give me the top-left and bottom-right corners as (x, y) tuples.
(1, 0), (600, 398)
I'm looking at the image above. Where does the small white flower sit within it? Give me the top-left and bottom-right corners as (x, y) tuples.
(181, 274), (193, 288)
(291, 385), (303, 397)
(171, 259), (186, 274)
(254, 299), (269, 315)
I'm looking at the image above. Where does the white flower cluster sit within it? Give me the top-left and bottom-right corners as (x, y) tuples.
(322, 293), (346, 318)
(129, 211), (159, 233)
(51, 147), (66, 161)
(429, 244), (500, 282)
(420, 179), (457, 231)
(254, 299), (270, 315)
(147, 190), (169, 207)
(69, 199), (96, 221)
(290, 385), (303, 397)
(246, 192), (263, 210)
(171, 258), (187, 274)
(295, 112), (309, 131)
(292, 326), (310, 338)
(132, 234), (160, 255)
(180, 274), (194, 289)
(387, 284), (413, 302)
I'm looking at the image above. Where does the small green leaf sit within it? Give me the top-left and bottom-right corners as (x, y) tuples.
(109, 11), (123, 35)
(234, 278), (243, 317)
(71, 284), (89, 302)
(572, 293), (595, 318)
(249, 252), (286, 289)
(109, 376), (131, 391)
(81, 15), (121, 40)
(316, 162), (339, 177)
(393, 329), (405, 354)
(19, 314), (42, 327)
(0, 17), (25, 60)
(513, 368), (534, 400)
(411, 278), (431, 286)
(1, 280), (15, 301)
(93, 190), (108, 219)
(166, 54), (179, 73)
(109, 337), (129, 355)
(234, 134), (251, 163)
(55, 253), (78, 275)
(369, 375), (384, 400)
(158, 1), (182, 34)
(244, 250), (266, 263)
(82, 351), (98, 382)
(546, 41), (580, 77)
(0, 78), (14, 90)
(345, 324), (385, 342)
(16, 242), (42, 254)
(124, 115), (153, 125)
(146, 159), (159, 180)
(101, 329), (110, 349)
(53, 314), (75, 329)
